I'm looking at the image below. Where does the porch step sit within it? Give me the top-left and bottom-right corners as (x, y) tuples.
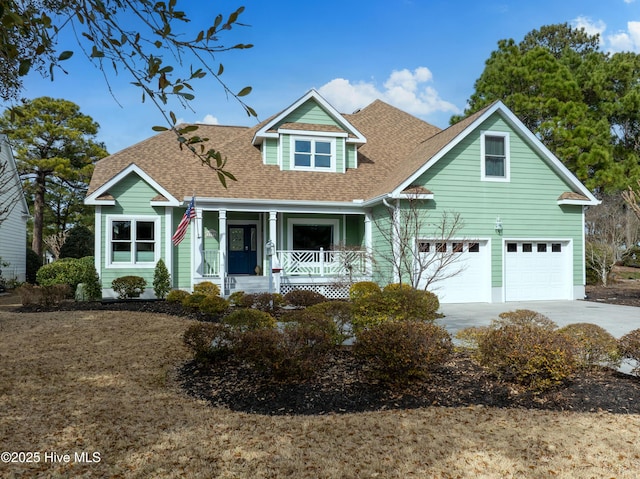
(225, 275), (271, 295)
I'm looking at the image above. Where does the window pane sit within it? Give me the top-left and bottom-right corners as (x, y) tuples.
(136, 242), (155, 262)
(112, 221), (131, 240)
(418, 241), (430, 253)
(315, 141), (331, 155)
(468, 242), (480, 253)
(137, 221), (154, 240)
(295, 140), (311, 153)
(295, 153), (311, 167)
(229, 227), (245, 252)
(486, 157), (505, 177)
(523, 243), (532, 253)
(315, 154), (331, 168)
(136, 242), (154, 252)
(113, 243), (131, 252)
(507, 243), (517, 253)
(112, 243), (131, 263)
(436, 243), (446, 253)
(537, 243), (547, 253)
(485, 136), (505, 156)
(293, 224), (333, 250)
(552, 243), (562, 253)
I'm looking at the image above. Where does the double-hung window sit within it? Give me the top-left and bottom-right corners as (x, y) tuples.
(481, 131), (510, 181)
(292, 137), (334, 170)
(108, 216), (159, 267)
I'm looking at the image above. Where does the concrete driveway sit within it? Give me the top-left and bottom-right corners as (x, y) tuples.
(437, 300), (640, 339)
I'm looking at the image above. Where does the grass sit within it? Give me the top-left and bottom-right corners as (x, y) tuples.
(1, 304), (639, 478)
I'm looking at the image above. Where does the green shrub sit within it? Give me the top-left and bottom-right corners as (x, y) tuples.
(349, 281), (381, 301)
(182, 292), (207, 309)
(78, 257), (101, 301)
(36, 257), (93, 289)
(477, 322), (576, 391)
(559, 323), (621, 370)
(354, 320), (452, 385)
(111, 275), (147, 299)
(199, 295), (230, 316)
(182, 322), (234, 362)
(193, 281), (221, 297)
(166, 289), (190, 303)
(153, 259), (171, 299)
(306, 301), (354, 344)
(26, 248), (41, 284)
(283, 288), (327, 307)
(236, 320), (336, 380)
(351, 283), (439, 333)
(619, 329), (640, 376)
(222, 308), (276, 331)
(228, 290), (246, 307)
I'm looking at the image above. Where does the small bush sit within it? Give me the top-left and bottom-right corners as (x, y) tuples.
(280, 308), (342, 347)
(183, 322), (234, 362)
(477, 322), (576, 391)
(166, 289), (190, 303)
(193, 281), (221, 297)
(349, 281), (381, 302)
(111, 275), (147, 299)
(619, 329), (640, 376)
(351, 283), (439, 333)
(228, 290), (246, 307)
(306, 301), (354, 344)
(354, 320), (452, 385)
(17, 283), (72, 306)
(455, 326), (489, 352)
(236, 320), (335, 380)
(182, 292), (207, 309)
(153, 259), (171, 299)
(36, 257), (98, 294)
(559, 323), (621, 370)
(199, 295), (230, 316)
(284, 289), (327, 307)
(233, 292), (284, 312)
(495, 309), (557, 330)
(222, 308), (276, 331)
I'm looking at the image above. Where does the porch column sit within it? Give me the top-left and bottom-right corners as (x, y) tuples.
(219, 210), (227, 292)
(193, 207), (204, 280)
(268, 211), (277, 249)
(364, 211), (373, 276)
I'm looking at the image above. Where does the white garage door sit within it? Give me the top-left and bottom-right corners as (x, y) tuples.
(417, 240), (491, 303)
(504, 241), (571, 301)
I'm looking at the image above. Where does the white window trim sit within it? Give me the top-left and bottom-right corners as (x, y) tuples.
(105, 215), (161, 269)
(290, 135), (336, 172)
(481, 131), (510, 182)
(287, 218), (340, 250)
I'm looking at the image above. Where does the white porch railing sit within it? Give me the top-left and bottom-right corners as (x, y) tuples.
(279, 248), (368, 276)
(202, 249), (220, 277)
(201, 248), (368, 277)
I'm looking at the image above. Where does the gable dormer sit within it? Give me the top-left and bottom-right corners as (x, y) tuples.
(252, 90), (366, 173)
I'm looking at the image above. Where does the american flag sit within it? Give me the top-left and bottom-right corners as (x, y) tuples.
(172, 197), (196, 246)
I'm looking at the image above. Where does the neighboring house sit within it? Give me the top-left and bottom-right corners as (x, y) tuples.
(86, 90), (598, 302)
(0, 134), (28, 283)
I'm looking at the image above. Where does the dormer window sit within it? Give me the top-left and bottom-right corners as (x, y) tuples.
(481, 131), (510, 181)
(292, 136), (335, 171)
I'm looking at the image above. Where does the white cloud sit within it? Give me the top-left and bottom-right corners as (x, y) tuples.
(318, 67), (460, 117)
(572, 16), (640, 53)
(200, 114), (219, 125)
(572, 16), (606, 38)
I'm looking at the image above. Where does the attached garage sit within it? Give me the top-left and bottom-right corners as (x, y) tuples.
(417, 240), (491, 303)
(504, 240), (572, 301)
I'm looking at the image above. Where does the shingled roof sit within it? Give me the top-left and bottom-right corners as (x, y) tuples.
(88, 99), (445, 204)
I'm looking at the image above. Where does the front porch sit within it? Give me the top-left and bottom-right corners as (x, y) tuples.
(189, 207), (373, 298)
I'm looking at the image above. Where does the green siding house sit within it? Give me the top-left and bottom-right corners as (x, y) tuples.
(85, 90), (598, 302)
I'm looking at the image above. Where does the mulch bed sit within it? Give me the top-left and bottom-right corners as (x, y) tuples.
(11, 291), (640, 416)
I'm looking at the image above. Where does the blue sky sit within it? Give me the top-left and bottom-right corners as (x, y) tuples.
(6, 0), (640, 153)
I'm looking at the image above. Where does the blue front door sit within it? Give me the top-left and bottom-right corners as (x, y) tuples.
(228, 225), (257, 275)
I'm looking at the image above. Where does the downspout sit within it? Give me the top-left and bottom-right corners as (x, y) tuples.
(382, 196), (400, 283)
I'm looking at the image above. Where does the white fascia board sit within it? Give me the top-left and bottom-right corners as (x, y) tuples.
(192, 196), (366, 215)
(558, 198), (601, 206)
(252, 89), (366, 145)
(85, 163), (180, 206)
(278, 128), (349, 138)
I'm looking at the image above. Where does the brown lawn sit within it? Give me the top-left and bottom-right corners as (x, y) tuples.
(1, 298), (639, 478)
